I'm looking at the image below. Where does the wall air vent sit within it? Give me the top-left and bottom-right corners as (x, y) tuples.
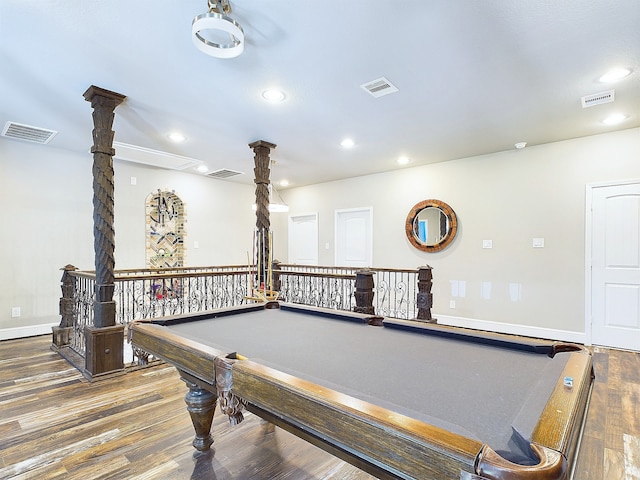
(207, 168), (244, 179)
(360, 77), (399, 98)
(581, 90), (615, 108)
(1, 121), (58, 144)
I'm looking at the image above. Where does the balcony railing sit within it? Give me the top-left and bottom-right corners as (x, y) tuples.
(53, 263), (434, 376)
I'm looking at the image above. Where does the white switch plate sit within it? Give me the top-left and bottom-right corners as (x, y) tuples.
(193, 241), (199, 249)
(482, 239), (493, 249)
(130, 176), (137, 185)
(533, 238), (545, 248)
(11, 307), (21, 318)
(325, 243), (330, 250)
(449, 300), (456, 309)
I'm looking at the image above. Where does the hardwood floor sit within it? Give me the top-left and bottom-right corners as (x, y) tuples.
(0, 336), (638, 480)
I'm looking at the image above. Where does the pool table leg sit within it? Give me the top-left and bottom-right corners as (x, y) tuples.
(182, 378), (217, 451)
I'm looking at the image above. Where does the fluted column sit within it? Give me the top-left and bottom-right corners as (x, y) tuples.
(249, 140), (276, 288)
(83, 85), (126, 379)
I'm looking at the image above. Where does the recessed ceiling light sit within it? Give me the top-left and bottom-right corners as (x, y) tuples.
(602, 113), (628, 126)
(340, 138), (355, 148)
(515, 142), (527, 149)
(262, 89), (286, 102)
(196, 165), (209, 173)
(168, 132), (186, 143)
(397, 156), (411, 165)
(599, 68), (632, 83)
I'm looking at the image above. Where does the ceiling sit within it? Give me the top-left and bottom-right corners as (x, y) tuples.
(1, 1), (639, 189)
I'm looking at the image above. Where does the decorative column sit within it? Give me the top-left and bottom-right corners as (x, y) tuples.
(416, 265), (436, 323)
(249, 140), (277, 289)
(83, 85), (126, 379)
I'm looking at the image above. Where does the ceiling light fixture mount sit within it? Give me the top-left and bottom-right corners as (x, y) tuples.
(599, 68), (632, 83)
(602, 113), (628, 126)
(262, 89), (286, 102)
(192, 0), (244, 59)
(340, 138), (355, 148)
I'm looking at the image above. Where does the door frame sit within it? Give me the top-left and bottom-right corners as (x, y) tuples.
(584, 178), (640, 347)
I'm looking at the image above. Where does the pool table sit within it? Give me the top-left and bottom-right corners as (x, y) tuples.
(129, 302), (593, 480)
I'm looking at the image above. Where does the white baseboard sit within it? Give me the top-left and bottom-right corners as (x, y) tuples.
(0, 323), (58, 341)
(433, 313), (587, 344)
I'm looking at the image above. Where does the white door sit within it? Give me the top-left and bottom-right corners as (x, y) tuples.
(590, 181), (640, 351)
(288, 213), (318, 265)
(335, 208), (372, 267)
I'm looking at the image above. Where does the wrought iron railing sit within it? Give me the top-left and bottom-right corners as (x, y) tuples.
(276, 264), (421, 320)
(57, 266), (253, 363)
(54, 263), (433, 374)
(277, 271), (356, 310)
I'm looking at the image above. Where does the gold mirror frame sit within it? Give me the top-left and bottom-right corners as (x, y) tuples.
(405, 199), (458, 252)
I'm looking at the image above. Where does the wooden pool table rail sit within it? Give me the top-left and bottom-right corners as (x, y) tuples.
(130, 316), (592, 480)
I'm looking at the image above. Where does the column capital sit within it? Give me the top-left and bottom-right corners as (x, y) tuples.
(83, 85), (126, 106)
(248, 140), (277, 151)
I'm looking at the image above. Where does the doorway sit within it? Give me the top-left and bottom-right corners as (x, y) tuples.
(587, 180), (640, 351)
(288, 213), (318, 265)
(335, 207), (373, 268)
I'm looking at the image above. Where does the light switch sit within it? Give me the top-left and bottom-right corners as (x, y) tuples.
(532, 238), (545, 248)
(482, 239), (493, 249)
(130, 176), (137, 185)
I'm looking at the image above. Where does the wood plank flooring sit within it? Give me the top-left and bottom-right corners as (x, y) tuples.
(0, 336), (638, 479)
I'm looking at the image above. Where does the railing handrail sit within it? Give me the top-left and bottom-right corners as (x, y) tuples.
(278, 270), (355, 280)
(277, 263), (420, 274)
(68, 267), (254, 281)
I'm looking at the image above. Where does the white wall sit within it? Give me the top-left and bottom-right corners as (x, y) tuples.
(3, 128), (638, 341)
(276, 128), (640, 342)
(113, 160), (256, 268)
(0, 140), (255, 337)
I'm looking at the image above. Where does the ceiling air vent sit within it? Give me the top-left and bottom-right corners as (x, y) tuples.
(207, 168), (244, 179)
(1, 121), (58, 144)
(360, 77), (399, 98)
(581, 90), (615, 108)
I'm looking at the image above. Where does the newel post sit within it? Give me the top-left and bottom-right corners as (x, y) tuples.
(416, 265), (436, 323)
(83, 85), (126, 379)
(52, 264), (78, 349)
(271, 259), (282, 293)
(353, 270), (375, 315)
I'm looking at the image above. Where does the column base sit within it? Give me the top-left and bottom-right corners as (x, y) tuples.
(84, 324), (125, 381)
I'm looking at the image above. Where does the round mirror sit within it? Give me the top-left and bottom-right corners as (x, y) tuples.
(405, 199), (458, 252)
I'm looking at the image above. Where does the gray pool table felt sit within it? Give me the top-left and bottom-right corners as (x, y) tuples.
(166, 308), (568, 463)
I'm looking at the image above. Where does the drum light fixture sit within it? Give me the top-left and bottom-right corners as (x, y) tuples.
(192, 0), (244, 59)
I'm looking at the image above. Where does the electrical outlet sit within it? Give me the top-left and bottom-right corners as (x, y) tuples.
(449, 300), (456, 309)
(11, 307), (21, 318)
